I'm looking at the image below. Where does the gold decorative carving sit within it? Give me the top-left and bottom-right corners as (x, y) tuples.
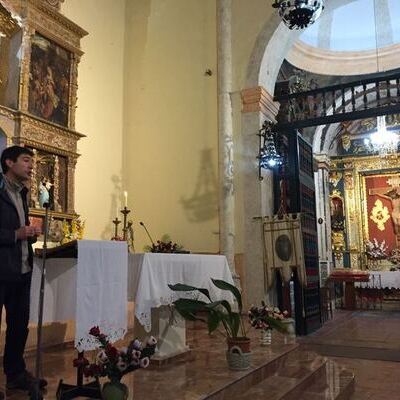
(370, 199), (390, 231)
(329, 171), (342, 187)
(0, 0), (87, 221)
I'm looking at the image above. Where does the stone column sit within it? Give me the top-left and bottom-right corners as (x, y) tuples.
(217, 0), (235, 273)
(241, 86), (279, 306)
(314, 154), (332, 284)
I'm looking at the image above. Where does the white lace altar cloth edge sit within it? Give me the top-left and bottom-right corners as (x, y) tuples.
(30, 241), (128, 351)
(74, 240), (128, 351)
(355, 271), (400, 290)
(128, 253), (235, 332)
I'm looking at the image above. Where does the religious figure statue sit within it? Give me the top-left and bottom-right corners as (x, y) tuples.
(38, 178), (53, 208)
(369, 185), (400, 247)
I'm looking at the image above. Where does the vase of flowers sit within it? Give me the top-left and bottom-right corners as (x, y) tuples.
(168, 279), (250, 370)
(74, 326), (157, 400)
(365, 238), (388, 270)
(248, 302), (288, 346)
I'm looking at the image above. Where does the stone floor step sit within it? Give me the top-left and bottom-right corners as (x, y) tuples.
(296, 360), (355, 400)
(229, 350), (328, 400)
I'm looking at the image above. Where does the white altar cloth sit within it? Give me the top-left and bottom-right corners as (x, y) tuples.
(128, 253), (235, 332)
(30, 240), (128, 351)
(369, 271), (400, 289)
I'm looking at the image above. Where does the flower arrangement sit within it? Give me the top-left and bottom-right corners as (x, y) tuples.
(74, 327), (157, 382)
(365, 238), (388, 260)
(388, 248), (400, 266)
(144, 234), (186, 253)
(248, 302), (288, 333)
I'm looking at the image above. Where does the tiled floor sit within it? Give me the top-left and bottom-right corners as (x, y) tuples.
(1, 309), (399, 399)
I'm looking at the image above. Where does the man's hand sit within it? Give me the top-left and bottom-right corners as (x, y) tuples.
(16, 226), (41, 240)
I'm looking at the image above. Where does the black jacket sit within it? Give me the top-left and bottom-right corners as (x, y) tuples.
(0, 174), (33, 281)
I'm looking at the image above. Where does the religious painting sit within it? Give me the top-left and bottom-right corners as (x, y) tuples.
(362, 173), (400, 254)
(28, 33), (71, 127)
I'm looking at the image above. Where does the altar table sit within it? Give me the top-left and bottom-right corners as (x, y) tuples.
(128, 253), (235, 360)
(368, 271), (400, 289)
(30, 250), (235, 358)
(30, 240), (128, 351)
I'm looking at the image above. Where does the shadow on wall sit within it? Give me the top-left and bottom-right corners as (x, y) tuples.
(181, 148), (218, 222)
(101, 173), (123, 240)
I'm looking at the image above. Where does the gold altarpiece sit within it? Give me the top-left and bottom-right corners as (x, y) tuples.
(0, 0), (87, 231)
(330, 154), (400, 270)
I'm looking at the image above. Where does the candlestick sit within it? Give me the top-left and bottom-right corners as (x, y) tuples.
(112, 217), (121, 239)
(121, 206), (131, 241)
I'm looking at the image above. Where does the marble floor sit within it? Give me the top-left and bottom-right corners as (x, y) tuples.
(1, 309), (399, 399)
(300, 309), (400, 399)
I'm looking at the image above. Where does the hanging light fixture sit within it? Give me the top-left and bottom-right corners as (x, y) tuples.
(362, 0), (399, 157)
(272, 0), (324, 30)
(363, 116), (399, 156)
(258, 121), (283, 179)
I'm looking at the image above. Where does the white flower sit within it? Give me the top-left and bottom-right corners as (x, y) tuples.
(132, 350), (141, 359)
(130, 357), (140, 367)
(116, 357), (127, 372)
(139, 357), (150, 368)
(147, 336), (157, 346)
(132, 339), (142, 350)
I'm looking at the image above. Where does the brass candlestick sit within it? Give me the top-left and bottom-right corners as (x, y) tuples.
(121, 207), (131, 241)
(112, 217), (121, 239)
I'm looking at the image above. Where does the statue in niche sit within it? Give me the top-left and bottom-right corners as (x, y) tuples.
(38, 177), (53, 208)
(330, 195), (345, 231)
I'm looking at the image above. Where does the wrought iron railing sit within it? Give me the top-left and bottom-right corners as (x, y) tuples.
(274, 71), (400, 130)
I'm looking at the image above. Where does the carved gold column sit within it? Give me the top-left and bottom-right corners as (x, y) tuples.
(30, 148), (39, 207)
(53, 155), (62, 211)
(67, 156), (77, 214)
(69, 53), (80, 130)
(18, 26), (34, 113)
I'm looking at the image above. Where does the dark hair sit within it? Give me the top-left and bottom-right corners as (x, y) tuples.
(1, 146), (34, 173)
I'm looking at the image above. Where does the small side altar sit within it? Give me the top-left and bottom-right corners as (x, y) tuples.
(328, 269), (370, 309)
(128, 253), (235, 361)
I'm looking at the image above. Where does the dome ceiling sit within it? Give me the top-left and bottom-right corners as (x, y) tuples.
(299, 0), (400, 52)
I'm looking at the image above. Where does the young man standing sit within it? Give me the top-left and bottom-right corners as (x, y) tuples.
(0, 146), (47, 397)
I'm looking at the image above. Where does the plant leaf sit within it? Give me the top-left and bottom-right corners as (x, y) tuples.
(229, 312), (241, 338)
(207, 310), (221, 334)
(168, 283), (212, 301)
(204, 300), (232, 315)
(211, 279), (242, 312)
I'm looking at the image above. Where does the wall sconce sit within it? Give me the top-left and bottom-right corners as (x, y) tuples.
(258, 120), (283, 180)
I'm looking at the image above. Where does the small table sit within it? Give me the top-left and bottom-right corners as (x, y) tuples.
(328, 270), (370, 309)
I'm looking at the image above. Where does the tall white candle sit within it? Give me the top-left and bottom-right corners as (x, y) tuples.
(124, 191), (128, 208)
(116, 204), (119, 218)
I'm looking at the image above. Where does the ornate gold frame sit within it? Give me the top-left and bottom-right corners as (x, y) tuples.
(331, 154), (400, 269)
(0, 0), (87, 219)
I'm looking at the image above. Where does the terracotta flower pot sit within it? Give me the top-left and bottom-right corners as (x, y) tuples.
(226, 337), (251, 370)
(227, 336), (251, 353)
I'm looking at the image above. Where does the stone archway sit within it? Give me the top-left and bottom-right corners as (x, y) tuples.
(239, 0), (361, 305)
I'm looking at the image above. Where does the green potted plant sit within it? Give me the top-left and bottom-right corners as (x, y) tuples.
(168, 278), (251, 370)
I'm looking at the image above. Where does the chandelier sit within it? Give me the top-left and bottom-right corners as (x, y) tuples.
(258, 121), (283, 178)
(272, 0), (324, 30)
(363, 116), (399, 156)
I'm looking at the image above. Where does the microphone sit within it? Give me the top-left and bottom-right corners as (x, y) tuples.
(139, 221), (155, 246)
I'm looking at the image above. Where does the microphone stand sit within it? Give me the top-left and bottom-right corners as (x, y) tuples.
(30, 203), (50, 400)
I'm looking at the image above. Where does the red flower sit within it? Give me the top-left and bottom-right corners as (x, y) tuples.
(89, 326), (101, 337)
(105, 343), (119, 360)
